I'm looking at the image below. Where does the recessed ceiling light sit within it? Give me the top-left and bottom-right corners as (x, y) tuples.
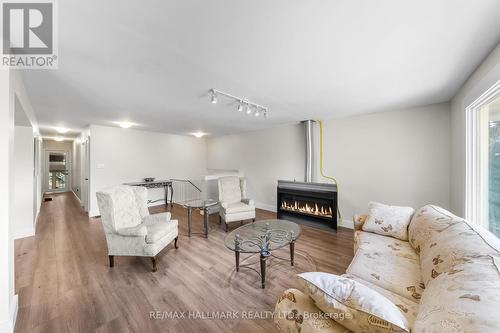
(118, 122), (134, 129)
(55, 127), (69, 134)
(192, 132), (206, 138)
(54, 136), (64, 142)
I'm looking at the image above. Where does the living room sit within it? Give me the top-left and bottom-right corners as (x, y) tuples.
(1, 1), (500, 332)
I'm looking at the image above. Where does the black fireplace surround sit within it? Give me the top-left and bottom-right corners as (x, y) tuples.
(277, 180), (338, 230)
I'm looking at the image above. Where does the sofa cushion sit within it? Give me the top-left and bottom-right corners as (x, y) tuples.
(347, 246), (424, 303)
(274, 288), (352, 333)
(97, 186), (142, 230)
(222, 201), (255, 214)
(414, 267), (500, 332)
(299, 272), (410, 333)
(145, 220), (178, 244)
(408, 204), (500, 332)
(362, 202), (414, 241)
(408, 205), (464, 254)
(218, 176), (242, 204)
(354, 231), (419, 262)
(342, 274), (419, 331)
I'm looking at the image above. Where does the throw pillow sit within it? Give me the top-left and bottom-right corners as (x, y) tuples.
(298, 272), (410, 333)
(362, 202), (414, 241)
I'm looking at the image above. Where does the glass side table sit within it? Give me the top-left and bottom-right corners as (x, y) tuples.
(183, 199), (219, 238)
(224, 219), (301, 288)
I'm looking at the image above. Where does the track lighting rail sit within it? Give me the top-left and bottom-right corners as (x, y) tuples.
(210, 88), (269, 118)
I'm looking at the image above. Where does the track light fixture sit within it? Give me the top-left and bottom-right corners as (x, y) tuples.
(210, 89), (217, 104)
(209, 88), (269, 119)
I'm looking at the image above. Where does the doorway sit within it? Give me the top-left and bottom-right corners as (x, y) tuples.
(46, 150), (70, 192)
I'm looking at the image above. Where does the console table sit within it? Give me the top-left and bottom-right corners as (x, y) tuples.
(124, 180), (173, 208)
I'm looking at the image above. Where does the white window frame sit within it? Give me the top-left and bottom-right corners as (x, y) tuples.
(465, 80), (500, 227)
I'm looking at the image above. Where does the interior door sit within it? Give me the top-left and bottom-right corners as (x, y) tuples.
(81, 138), (90, 212)
(46, 150), (69, 192)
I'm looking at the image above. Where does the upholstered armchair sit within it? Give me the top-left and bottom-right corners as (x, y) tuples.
(218, 176), (256, 231)
(96, 185), (178, 272)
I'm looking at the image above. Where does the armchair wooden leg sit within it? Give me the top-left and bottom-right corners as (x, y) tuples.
(109, 255), (114, 268)
(219, 215), (222, 225)
(252, 218), (256, 222)
(174, 237), (178, 249)
(151, 257), (157, 272)
(225, 222), (228, 232)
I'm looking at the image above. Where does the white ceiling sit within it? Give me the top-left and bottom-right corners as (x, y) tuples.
(22, 0), (500, 138)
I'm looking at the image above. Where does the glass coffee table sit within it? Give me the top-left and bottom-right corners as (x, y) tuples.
(224, 219), (301, 288)
(183, 199), (218, 238)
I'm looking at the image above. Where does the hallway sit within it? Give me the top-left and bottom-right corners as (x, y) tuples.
(14, 192), (353, 333)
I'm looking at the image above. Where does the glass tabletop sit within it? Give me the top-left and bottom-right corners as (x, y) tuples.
(183, 198), (218, 208)
(224, 219), (301, 253)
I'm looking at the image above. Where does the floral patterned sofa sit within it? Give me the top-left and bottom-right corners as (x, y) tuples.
(274, 205), (500, 332)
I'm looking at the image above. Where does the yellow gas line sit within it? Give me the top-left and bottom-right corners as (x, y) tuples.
(318, 120), (343, 222)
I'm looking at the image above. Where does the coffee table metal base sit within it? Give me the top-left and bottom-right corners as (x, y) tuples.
(234, 240), (296, 289)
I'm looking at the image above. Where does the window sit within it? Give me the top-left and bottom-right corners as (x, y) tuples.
(466, 81), (500, 236)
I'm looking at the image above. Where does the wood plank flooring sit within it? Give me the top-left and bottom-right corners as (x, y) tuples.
(14, 192), (354, 333)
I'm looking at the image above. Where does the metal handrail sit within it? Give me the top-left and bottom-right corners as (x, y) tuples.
(170, 178), (203, 193)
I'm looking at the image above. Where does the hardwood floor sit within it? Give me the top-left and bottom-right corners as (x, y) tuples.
(14, 192), (354, 333)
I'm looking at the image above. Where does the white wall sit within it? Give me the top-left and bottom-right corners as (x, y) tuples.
(207, 124), (305, 211)
(451, 42), (500, 217)
(14, 126), (35, 239)
(89, 125), (208, 216)
(207, 103), (451, 225)
(319, 103), (451, 224)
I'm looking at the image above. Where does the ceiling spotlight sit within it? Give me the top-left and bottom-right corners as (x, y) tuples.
(118, 121), (133, 129)
(263, 111), (268, 119)
(192, 132), (206, 138)
(54, 136), (65, 142)
(56, 127), (69, 134)
(209, 88), (269, 119)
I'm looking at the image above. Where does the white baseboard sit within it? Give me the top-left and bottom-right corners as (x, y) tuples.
(14, 227), (35, 239)
(0, 295), (18, 332)
(339, 219), (354, 229)
(255, 202), (277, 212)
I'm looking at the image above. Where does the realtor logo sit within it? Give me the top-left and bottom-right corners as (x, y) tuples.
(1, 0), (58, 68)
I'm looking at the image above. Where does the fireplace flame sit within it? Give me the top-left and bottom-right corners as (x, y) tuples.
(280, 200), (333, 218)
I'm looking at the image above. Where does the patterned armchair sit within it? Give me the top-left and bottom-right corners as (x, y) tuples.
(96, 185), (179, 272)
(217, 176), (256, 231)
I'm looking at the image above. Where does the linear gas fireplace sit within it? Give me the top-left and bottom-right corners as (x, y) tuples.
(277, 180), (338, 230)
